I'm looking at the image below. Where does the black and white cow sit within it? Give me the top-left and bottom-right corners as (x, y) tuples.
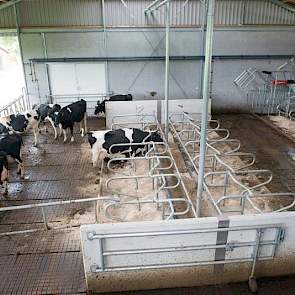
(35, 103), (61, 139)
(0, 151), (9, 195)
(87, 128), (163, 168)
(0, 110), (40, 146)
(55, 99), (87, 142)
(0, 133), (24, 179)
(94, 94), (133, 116)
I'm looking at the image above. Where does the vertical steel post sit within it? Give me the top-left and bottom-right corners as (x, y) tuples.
(164, 0), (170, 138)
(196, 0), (215, 217)
(41, 32), (52, 102)
(102, 0), (110, 95)
(13, 3), (29, 97)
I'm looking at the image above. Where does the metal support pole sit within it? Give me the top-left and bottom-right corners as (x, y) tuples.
(13, 3), (29, 98)
(41, 33), (52, 102)
(196, 0), (215, 217)
(102, 0), (110, 95)
(164, 0), (170, 139)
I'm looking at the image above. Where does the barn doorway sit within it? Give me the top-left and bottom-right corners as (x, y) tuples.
(0, 35), (25, 109)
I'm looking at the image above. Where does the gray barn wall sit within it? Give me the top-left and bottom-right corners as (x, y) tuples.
(0, 0), (294, 112)
(19, 27), (295, 112)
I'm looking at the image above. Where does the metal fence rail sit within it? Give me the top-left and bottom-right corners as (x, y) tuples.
(97, 113), (197, 222)
(82, 222), (285, 292)
(169, 109), (295, 216)
(0, 88), (30, 117)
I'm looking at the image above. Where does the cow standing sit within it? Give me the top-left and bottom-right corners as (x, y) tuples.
(0, 134), (24, 179)
(94, 94), (133, 116)
(0, 110), (40, 146)
(35, 103), (61, 139)
(55, 99), (87, 142)
(87, 128), (163, 168)
(0, 151), (9, 195)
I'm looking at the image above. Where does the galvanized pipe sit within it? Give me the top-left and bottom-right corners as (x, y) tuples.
(164, 0), (170, 138)
(13, 3), (29, 98)
(41, 32), (52, 100)
(196, 0), (215, 217)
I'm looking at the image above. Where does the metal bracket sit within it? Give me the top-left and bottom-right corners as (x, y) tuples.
(225, 242), (235, 252)
(87, 231), (96, 240)
(90, 264), (100, 273)
(279, 228), (286, 242)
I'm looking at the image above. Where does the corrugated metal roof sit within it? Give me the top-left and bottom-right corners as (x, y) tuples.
(0, 0), (294, 29)
(245, 0), (295, 24)
(0, 6), (15, 28)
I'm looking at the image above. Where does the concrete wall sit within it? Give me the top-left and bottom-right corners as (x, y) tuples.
(80, 211), (295, 293)
(19, 26), (295, 112)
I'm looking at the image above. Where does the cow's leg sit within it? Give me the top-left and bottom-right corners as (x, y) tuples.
(92, 148), (107, 168)
(70, 125), (74, 142)
(33, 127), (38, 146)
(15, 157), (24, 179)
(59, 124), (63, 137)
(79, 121), (84, 137)
(84, 113), (88, 133)
(1, 167), (8, 196)
(38, 121), (42, 134)
(63, 129), (67, 143)
(47, 117), (57, 139)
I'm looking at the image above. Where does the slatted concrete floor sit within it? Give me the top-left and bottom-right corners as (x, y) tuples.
(0, 118), (104, 294)
(1, 115), (295, 294)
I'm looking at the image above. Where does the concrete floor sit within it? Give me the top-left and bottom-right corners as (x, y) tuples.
(0, 114), (295, 294)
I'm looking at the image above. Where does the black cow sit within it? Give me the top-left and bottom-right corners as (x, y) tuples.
(55, 99), (87, 142)
(0, 123), (10, 135)
(35, 103), (61, 139)
(0, 110), (40, 146)
(87, 128), (162, 168)
(0, 151), (8, 195)
(94, 94), (133, 115)
(0, 134), (24, 179)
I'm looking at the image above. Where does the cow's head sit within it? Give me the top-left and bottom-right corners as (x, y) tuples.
(87, 132), (97, 148)
(9, 114), (28, 133)
(48, 104), (61, 126)
(150, 130), (163, 143)
(94, 100), (106, 115)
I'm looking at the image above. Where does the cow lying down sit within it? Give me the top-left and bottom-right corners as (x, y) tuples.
(0, 110), (40, 146)
(87, 128), (163, 168)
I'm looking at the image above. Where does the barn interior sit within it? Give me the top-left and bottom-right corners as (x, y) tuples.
(0, 0), (295, 294)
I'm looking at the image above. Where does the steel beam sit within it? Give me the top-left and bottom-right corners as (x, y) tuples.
(28, 54), (294, 63)
(269, 0), (295, 13)
(196, 0), (215, 217)
(0, 0), (22, 11)
(145, 0), (164, 12)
